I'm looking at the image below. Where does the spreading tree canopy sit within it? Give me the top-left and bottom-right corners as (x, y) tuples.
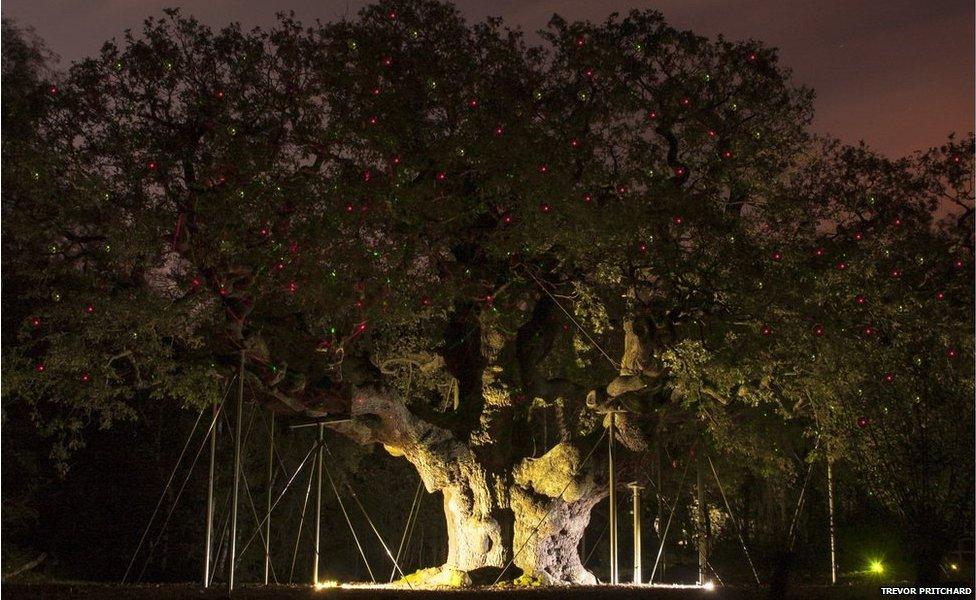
(2, 0), (971, 585)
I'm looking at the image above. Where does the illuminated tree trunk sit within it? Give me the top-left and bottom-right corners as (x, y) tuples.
(332, 392), (602, 584)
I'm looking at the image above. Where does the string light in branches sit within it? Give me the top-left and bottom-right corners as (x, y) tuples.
(760, 324), (772, 336)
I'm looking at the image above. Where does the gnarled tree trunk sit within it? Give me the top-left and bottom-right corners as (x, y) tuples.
(332, 391), (604, 584)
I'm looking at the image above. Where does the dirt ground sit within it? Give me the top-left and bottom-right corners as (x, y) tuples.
(0, 583), (895, 600)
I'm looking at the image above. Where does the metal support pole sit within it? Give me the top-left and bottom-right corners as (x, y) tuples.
(263, 412), (275, 585)
(313, 423), (325, 585)
(608, 412), (618, 585)
(629, 483), (643, 584)
(228, 350), (245, 592)
(204, 401), (218, 587)
(697, 446), (707, 586)
(827, 458), (837, 584)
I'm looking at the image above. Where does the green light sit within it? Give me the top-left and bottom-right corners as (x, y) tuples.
(869, 560), (884, 574)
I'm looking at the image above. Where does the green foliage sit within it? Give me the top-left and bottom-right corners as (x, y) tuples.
(1, 3), (971, 573)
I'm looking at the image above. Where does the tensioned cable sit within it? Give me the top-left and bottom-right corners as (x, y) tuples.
(520, 265), (620, 370)
(135, 396), (231, 582)
(209, 486), (233, 586)
(321, 459), (377, 583)
(707, 456), (761, 585)
(238, 457), (279, 583)
(493, 429), (608, 584)
(128, 380), (234, 583)
(236, 440), (320, 560)
(122, 404), (207, 583)
(289, 452), (317, 583)
(581, 494), (627, 569)
(648, 449), (695, 584)
(401, 482), (424, 576)
(389, 479), (424, 582)
(342, 476), (408, 586)
(787, 436), (821, 551)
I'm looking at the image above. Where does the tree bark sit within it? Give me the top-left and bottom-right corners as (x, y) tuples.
(330, 390), (603, 584)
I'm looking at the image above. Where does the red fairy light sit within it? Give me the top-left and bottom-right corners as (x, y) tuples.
(81, 373), (91, 383)
(538, 164), (549, 174)
(947, 348), (958, 359)
(855, 295), (866, 305)
(857, 416), (869, 428)
(673, 215), (684, 225)
(935, 291), (946, 301)
(191, 277), (202, 288)
(421, 297), (432, 307)
(36, 363), (46, 373)
(835, 261), (848, 271)
(436, 171), (446, 181)
(882, 372), (894, 383)
(31, 317), (41, 328)
(813, 324), (825, 336)
(771, 250), (783, 261)
(760, 324), (772, 336)
(493, 126), (504, 136)
(501, 213), (513, 225)
(485, 294), (494, 305)
(583, 193), (593, 203)
(813, 247), (825, 257)
(85, 304), (95, 314)
(648, 111), (658, 120)
(539, 202), (552, 213)
(469, 98), (479, 108)
(862, 325), (875, 336)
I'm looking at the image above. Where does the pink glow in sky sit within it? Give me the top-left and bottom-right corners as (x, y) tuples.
(3, 0), (972, 157)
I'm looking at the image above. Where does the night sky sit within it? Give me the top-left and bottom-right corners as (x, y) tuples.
(2, 0), (972, 158)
